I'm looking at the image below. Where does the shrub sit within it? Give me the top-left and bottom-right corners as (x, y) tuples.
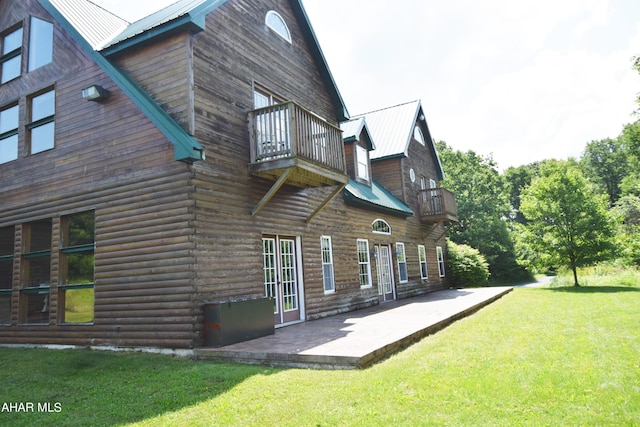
(446, 240), (490, 287)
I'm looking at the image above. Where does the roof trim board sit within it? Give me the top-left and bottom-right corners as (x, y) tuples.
(40, 0), (205, 163)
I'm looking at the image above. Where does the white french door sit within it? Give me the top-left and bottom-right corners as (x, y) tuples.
(375, 245), (395, 302)
(262, 236), (302, 325)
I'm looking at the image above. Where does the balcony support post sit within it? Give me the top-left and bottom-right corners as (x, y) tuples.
(251, 168), (293, 217)
(306, 183), (346, 223)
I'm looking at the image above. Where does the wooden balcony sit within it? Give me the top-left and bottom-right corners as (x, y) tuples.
(247, 102), (348, 221)
(248, 101), (348, 188)
(418, 188), (458, 223)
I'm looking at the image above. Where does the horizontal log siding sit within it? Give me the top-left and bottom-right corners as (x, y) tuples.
(0, 0), (199, 348)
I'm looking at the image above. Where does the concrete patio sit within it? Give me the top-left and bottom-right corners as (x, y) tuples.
(194, 286), (514, 369)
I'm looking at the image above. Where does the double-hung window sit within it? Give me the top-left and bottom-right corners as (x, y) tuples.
(0, 103), (19, 164)
(0, 227), (14, 324)
(396, 242), (408, 283)
(321, 236), (335, 293)
(436, 246), (446, 277)
(59, 211), (95, 323)
(20, 219), (52, 324)
(28, 89), (55, 154)
(1, 26), (22, 84)
(356, 144), (369, 181)
(418, 245), (428, 280)
(357, 239), (372, 288)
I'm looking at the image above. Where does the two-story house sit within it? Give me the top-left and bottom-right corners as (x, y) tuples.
(0, 0), (456, 350)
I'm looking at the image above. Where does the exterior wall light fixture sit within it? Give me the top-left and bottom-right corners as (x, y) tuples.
(81, 85), (109, 102)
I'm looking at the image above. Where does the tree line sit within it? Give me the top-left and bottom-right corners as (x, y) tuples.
(437, 59), (640, 286)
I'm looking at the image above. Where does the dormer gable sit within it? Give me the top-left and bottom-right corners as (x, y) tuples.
(341, 117), (374, 185)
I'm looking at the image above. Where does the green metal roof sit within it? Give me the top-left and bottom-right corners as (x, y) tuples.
(344, 179), (413, 217)
(41, 0), (205, 163)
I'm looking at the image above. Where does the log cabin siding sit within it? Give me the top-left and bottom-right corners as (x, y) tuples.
(2, 0), (453, 349)
(1, 0), (199, 348)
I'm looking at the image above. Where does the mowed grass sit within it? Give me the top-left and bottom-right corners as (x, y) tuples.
(1, 270), (639, 426)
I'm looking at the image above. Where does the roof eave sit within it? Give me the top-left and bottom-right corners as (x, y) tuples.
(343, 192), (413, 218)
(101, 15), (206, 56)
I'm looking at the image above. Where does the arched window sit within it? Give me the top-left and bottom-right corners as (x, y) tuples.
(414, 126), (425, 145)
(372, 219), (391, 235)
(266, 11), (292, 43)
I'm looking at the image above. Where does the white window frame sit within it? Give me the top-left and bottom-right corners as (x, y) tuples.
(418, 245), (428, 280)
(414, 126), (425, 145)
(372, 219), (391, 235)
(396, 242), (408, 283)
(357, 239), (372, 288)
(265, 11), (292, 43)
(321, 236), (335, 293)
(356, 144), (369, 181)
(436, 246), (446, 277)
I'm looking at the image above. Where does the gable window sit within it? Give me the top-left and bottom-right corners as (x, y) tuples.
(436, 246), (446, 277)
(28, 88), (55, 154)
(357, 239), (372, 288)
(321, 236), (335, 293)
(414, 126), (425, 145)
(28, 17), (53, 72)
(0, 226), (14, 324)
(356, 144), (369, 181)
(372, 219), (391, 235)
(0, 103), (19, 164)
(418, 245), (428, 280)
(20, 219), (52, 324)
(396, 242), (408, 283)
(1, 26), (23, 84)
(59, 211), (95, 324)
(266, 11), (292, 43)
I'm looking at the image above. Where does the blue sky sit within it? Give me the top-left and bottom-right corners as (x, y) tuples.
(96, 0), (640, 169)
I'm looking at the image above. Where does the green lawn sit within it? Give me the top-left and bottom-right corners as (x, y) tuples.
(1, 271), (639, 426)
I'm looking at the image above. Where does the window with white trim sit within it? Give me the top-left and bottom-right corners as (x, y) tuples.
(396, 242), (408, 283)
(418, 245), (428, 280)
(436, 246), (446, 277)
(414, 126), (425, 145)
(357, 239), (372, 288)
(372, 219), (391, 235)
(266, 11), (292, 43)
(356, 144), (369, 181)
(321, 236), (335, 292)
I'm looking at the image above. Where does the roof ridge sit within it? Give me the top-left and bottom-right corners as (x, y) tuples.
(352, 99), (420, 117)
(85, 0), (130, 23)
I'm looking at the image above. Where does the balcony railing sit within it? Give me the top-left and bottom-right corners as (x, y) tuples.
(248, 101), (346, 176)
(418, 188), (458, 223)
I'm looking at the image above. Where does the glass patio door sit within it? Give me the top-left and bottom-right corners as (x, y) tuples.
(376, 245), (395, 302)
(262, 236), (301, 325)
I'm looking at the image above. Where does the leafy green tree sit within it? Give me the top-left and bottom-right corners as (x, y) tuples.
(580, 137), (630, 206)
(619, 120), (640, 196)
(503, 162), (542, 224)
(613, 194), (640, 265)
(437, 141), (532, 282)
(520, 161), (616, 286)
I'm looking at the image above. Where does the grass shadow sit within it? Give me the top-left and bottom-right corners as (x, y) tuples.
(0, 347), (279, 426)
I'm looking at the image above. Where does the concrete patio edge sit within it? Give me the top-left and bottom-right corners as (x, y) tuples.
(194, 286), (514, 369)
